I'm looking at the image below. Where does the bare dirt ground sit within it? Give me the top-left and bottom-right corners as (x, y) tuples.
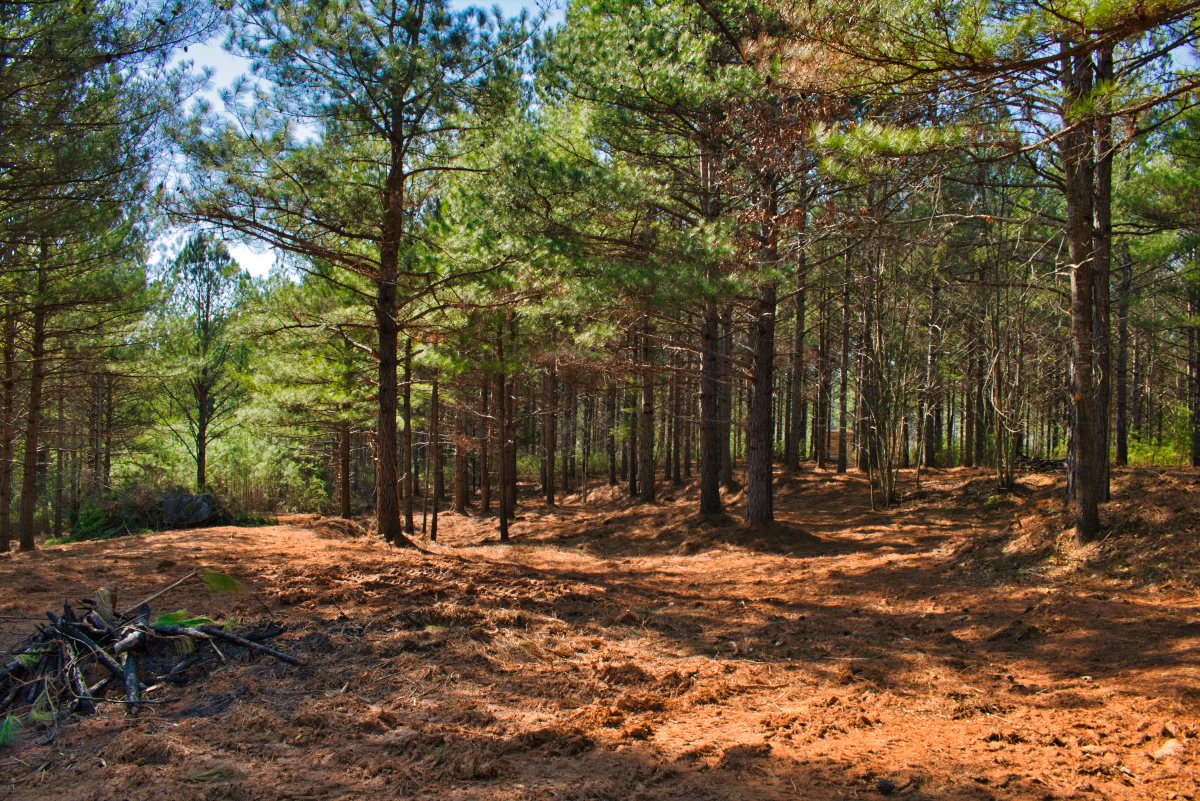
(1, 466), (1198, 800)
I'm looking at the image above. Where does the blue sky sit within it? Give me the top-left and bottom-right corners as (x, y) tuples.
(176, 0), (563, 277)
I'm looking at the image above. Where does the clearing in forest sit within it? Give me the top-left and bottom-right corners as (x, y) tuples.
(1, 467), (1197, 801)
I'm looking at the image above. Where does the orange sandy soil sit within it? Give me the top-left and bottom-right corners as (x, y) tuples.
(1, 466), (1198, 801)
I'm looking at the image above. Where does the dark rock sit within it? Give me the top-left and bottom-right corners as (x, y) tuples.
(876, 778), (896, 794)
(161, 492), (222, 528)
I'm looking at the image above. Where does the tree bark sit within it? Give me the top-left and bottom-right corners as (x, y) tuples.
(638, 326), (656, 504)
(560, 373), (573, 494)
(1115, 245), (1132, 466)
(430, 374), (440, 541)
(195, 368), (209, 491)
(606, 382), (618, 485)
(816, 285), (831, 469)
(375, 276), (401, 544)
(699, 302), (723, 515)
(718, 304), (734, 488)
(402, 339), (415, 536)
(542, 367), (556, 505)
(495, 372), (509, 541)
(55, 380), (64, 538)
(479, 383), (491, 515)
(0, 306), (15, 552)
(626, 381), (638, 496)
(1092, 44), (1115, 499)
(745, 283), (777, 523)
(338, 421), (352, 517)
(923, 275), (940, 468)
(837, 255), (851, 474)
(453, 399), (468, 513)
(1189, 282), (1200, 467)
(786, 248), (808, 471)
(669, 356), (682, 485)
(18, 265), (47, 551)
(1063, 46), (1102, 544)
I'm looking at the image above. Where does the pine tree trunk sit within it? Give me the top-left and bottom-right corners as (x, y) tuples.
(745, 283), (777, 523)
(54, 381), (64, 538)
(1093, 44), (1114, 499)
(543, 368), (556, 505)
(606, 383), (618, 485)
(964, 357), (975, 467)
(816, 286), (831, 469)
(974, 355), (987, 467)
(103, 379), (113, 489)
(567, 381), (577, 485)
(671, 354), (683, 485)
(582, 394), (594, 498)
(502, 317), (518, 517)
(718, 304), (734, 489)
(638, 327), (656, 504)
(479, 383), (491, 515)
(339, 421), (352, 517)
(626, 381), (637, 497)
(0, 306), (15, 552)
(430, 374), (440, 541)
(786, 251), (808, 471)
(1063, 47), (1102, 544)
(923, 276), (940, 468)
(1115, 244), (1132, 466)
(495, 368), (509, 541)
(402, 340), (415, 535)
(560, 373), (572, 494)
(1189, 282), (1200, 467)
(837, 256), (851, 474)
(683, 373), (694, 479)
(699, 301), (723, 515)
(454, 400), (468, 513)
(18, 267), (47, 551)
(1132, 332), (1143, 437)
(375, 276), (402, 544)
(195, 368), (209, 491)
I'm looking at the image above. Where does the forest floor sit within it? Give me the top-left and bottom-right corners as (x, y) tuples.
(0, 466), (1198, 801)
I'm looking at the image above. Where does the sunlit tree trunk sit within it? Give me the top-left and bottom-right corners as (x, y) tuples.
(837, 254), (851, 474)
(453, 400), (468, 513)
(1062, 45), (1102, 544)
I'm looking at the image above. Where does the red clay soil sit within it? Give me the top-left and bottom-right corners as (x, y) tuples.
(0, 467), (1197, 800)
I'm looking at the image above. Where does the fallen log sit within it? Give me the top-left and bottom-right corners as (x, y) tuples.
(150, 624), (308, 667)
(121, 652), (141, 716)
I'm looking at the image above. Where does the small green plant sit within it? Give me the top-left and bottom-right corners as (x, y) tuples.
(200, 569), (243, 594)
(0, 714), (23, 747)
(151, 610), (218, 628)
(27, 691), (54, 724)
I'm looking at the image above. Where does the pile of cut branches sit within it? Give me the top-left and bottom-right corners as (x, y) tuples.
(1, 576), (306, 747)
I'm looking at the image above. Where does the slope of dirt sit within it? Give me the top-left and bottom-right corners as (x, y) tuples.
(1, 467), (1197, 800)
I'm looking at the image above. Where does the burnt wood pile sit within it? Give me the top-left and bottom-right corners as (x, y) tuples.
(1, 593), (305, 744)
